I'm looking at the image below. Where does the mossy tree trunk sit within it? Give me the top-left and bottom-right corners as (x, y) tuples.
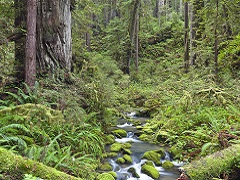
(0, 147), (82, 180)
(179, 144), (240, 180)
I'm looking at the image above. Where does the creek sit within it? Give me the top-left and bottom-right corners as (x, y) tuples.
(106, 112), (183, 180)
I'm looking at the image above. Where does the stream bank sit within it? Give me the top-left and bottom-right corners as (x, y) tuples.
(101, 113), (183, 180)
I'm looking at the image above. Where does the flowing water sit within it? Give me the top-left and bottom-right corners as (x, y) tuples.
(106, 113), (183, 180)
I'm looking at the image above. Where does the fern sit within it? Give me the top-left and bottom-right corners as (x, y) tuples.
(201, 142), (219, 156)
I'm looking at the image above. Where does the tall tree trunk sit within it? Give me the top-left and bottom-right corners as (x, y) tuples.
(125, 0), (140, 74)
(15, 0), (72, 79)
(222, 4), (232, 38)
(25, 0), (37, 87)
(36, 0), (72, 73)
(153, 0), (160, 18)
(184, 2), (189, 72)
(135, 12), (139, 72)
(14, 0), (27, 81)
(190, 0), (204, 66)
(214, 0), (219, 75)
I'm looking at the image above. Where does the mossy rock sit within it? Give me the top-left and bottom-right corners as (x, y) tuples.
(108, 171), (117, 179)
(128, 167), (140, 178)
(141, 150), (162, 166)
(123, 154), (132, 164)
(139, 134), (150, 141)
(133, 120), (142, 126)
(169, 145), (183, 159)
(136, 126), (143, 130)
(123, 148), (132, 155)
(116, 157), (125, 164)
(105, 134), (115, 145)
(154, 148), (166, 159)
(141, 164), (160, 179)
(96, 173), (115, 180)
(162, 160), (174, 169)
(111, 129), (127, 138)
(144, 161), (155, 167)
(98, 162), (113, 171)
(0, 147), (82, 180)
(106, 152), (118, 158)
(110, 143), (122, 152)
(142, 128), (153, 134)
(123, 143), (131, 149)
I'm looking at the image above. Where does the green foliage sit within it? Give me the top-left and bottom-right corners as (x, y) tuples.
(219, 34), (240, 75)
(0, 123), (32, 151)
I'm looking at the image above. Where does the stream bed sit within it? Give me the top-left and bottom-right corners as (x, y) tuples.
(105, 113), (183, 180)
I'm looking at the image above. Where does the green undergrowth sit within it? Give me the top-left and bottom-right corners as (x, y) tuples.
(0, 147), (82, 180)
(0, 103), (105, 179)
(125, 68), (240, 161)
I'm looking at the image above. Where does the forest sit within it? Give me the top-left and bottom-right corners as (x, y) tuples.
(0, 0), (240, 180)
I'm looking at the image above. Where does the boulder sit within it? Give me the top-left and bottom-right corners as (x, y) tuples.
(128, 167), (140, 178)
(111, 129), (127, 138)
(123, 154), (133, 164)
(110, 143), (122, 152)
(141, 164), (160, 179)
(105, 134), (115, 145)
(123, 148), (132, 155)
(116, 157), (125, 164)
(142, 150), (162, 166)
(162, 160), (174, 169)
(98, 162), (113, 171)
(96, 173), (115, 180)
(123, 143), (132, 149)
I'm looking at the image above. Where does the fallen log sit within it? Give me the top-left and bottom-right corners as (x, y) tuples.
(0, 147), (82, 180)
(178, 144), (240, 180)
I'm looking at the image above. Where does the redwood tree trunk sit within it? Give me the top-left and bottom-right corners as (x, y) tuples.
(36, 0), (72, 73)
(25, 0), (37, 87)
(184, 2), (189, 72)
(14, 0), (27, 81)
(15, 0), (72, 79)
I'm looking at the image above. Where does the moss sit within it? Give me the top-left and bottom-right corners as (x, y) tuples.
(123, 154), (133, 164)
(106, 152), (118, 158)
(116, 157), (125, 164)
(96, 173), (115, 180)
(105, 134), (115, 145)
(108, 171), (117, 179)
(0, 147), (82, 180)
(110, 143), (122, 152)
(0, 103), (65, 124)
(181, 144), (240, 180)
(169, 145), (183, 158)
(141, 150), (162, 166)
(111, 129), (127, 138)
(162, 160), (174, 169)
(128, 167), (140, 178)
(139, 134), (150, 141)
(123, 143), (131, 149)
(145, 161), (155, 167)
(141, 164), (160, 179)
(142, 128), (153, 134)
(154, 148), (165, 158)
(98, 162), (113, 171)
(123, 148), (132, 155)
(133, 120), (142, 126)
